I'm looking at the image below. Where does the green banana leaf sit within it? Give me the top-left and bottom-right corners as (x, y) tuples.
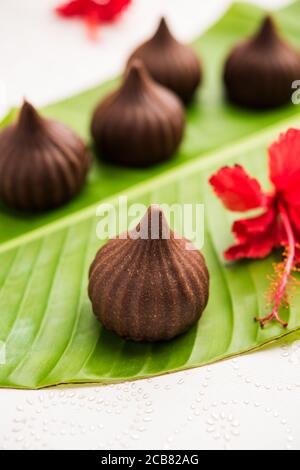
(1, 1), (300, 389)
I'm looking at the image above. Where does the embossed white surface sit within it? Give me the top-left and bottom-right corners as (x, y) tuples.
(0, 0), (298, 451)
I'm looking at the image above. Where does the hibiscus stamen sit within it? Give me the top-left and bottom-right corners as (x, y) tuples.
(256, 203), (294, 328)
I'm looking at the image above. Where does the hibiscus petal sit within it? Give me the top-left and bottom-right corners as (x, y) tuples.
(288, 205), (300, 247)
(289, 205), (300, 230)
(225, 207), (284, 261)
(269, 128), (300, 204)
(209, 165), (268, 212)
(295, 246), (300, 264)
(225, 229), (278, 260)
(232, 208), (276, 242)
(225, 237), (275, 260)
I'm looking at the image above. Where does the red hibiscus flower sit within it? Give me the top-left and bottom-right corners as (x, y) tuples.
(210, 128), (300, 328)
(56, 0), (132, 39)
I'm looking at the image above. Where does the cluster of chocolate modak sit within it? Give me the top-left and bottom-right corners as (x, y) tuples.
(1, 15), (298, 212)
(0, 15), (298, 342)
(88, 15), (300, 342)
(0, 18), (202, 214)
(91, 18), (202, 167)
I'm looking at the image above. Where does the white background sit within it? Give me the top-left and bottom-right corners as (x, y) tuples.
(0, 0), (299, 451)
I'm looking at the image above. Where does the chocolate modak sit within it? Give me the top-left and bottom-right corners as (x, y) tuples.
(0, 101), (90, 211)
(128, 18), (202, 104)
(224, 16), (300, 109)
(91, 61), (185, 167)
(88, 205), (209, 342)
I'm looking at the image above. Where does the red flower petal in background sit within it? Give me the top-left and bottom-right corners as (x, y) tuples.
(209, 164), (269, 212)
(56, 0), (87, 16)
(56, 0), (132, 39)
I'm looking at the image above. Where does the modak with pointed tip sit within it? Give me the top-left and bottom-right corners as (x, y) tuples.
(91, 61), (185, 167)
(127, 17), (202, 104)
(224, 15), (300, 109)
(88, 205), (209, 342)
(0, 101), (90, 211)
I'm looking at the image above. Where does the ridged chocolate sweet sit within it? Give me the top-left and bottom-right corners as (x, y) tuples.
(88, 205), (209, 342)
(0, 101), (90, 211)
(224, 16), (300, 109)
(127, 17), (202, 104)
(91, 61), (185, 167)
